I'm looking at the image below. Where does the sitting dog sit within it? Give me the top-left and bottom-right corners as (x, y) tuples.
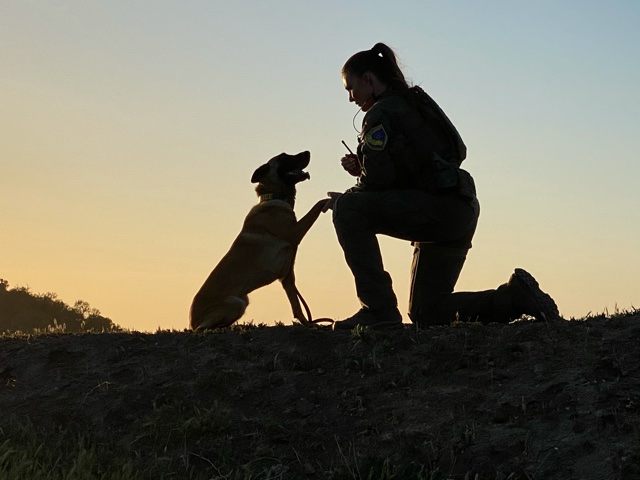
(190, 151), (329, 330)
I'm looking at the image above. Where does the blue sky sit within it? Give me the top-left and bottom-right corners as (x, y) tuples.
(1, 1), (639, 330)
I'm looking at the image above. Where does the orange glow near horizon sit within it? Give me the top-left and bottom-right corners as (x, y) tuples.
(2, 2), (639, 331)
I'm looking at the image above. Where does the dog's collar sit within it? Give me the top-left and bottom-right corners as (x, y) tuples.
(259, 193), (295, 206)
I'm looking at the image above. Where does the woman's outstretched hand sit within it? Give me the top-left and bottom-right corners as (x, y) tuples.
(322, 192), (342, 212)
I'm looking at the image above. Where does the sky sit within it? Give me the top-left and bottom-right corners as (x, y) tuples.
(1, 1), (639, 332)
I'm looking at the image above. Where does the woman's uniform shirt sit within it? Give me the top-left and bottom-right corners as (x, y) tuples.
(351, 89), (459, 193)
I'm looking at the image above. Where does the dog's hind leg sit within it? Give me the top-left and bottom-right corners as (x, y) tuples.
(193, 295), (248, 331)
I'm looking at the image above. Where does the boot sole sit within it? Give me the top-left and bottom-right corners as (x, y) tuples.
(513, 268), (561, 322)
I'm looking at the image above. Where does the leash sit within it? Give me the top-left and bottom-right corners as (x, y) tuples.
(295, 286), (334, 328)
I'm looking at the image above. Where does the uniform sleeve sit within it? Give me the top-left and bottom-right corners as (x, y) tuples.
(356, 106), (397, 190)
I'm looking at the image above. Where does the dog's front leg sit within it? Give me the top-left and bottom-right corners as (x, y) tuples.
(291, 199), (330, 245)
(280, 264), (311, 325)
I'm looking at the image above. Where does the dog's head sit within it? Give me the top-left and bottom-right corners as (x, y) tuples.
(251, 151), (311, 188)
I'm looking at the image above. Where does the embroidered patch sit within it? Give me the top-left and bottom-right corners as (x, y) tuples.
(364, 125), (387, 151)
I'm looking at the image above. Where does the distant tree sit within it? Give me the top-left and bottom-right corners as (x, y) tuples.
(0, 280), (122, 334)
(72, 300), (114, 331)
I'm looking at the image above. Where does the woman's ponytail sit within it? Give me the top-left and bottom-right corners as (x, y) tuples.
(342, 43), (410, 92)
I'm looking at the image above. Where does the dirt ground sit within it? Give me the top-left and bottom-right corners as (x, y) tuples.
(1, 314), (639, 479)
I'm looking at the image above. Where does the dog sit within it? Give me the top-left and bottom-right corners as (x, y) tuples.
(190, 151), (329, 331)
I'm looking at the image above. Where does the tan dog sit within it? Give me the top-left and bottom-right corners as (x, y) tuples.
(190, 151), (329, 331)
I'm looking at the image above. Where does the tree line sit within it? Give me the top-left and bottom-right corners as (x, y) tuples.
(0, 279), (122, 334)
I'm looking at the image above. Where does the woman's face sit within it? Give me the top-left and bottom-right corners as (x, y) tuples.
(343, 72), (375, 112)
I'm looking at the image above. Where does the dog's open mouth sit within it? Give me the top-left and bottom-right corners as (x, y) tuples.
(286, 169), (310, 182)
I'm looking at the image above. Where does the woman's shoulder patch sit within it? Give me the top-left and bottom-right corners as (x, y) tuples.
(364, 125), (387, 151)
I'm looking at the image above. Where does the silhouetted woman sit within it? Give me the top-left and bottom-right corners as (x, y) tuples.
(327, 42), (559, 330)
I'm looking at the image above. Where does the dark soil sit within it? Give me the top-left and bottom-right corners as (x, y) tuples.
(1, 315), (639, 479)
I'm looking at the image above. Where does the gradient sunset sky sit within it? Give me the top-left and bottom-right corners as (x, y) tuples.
(2, 1), (639, 331)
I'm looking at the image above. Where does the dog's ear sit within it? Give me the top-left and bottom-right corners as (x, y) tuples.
(251, 163), (270, 183)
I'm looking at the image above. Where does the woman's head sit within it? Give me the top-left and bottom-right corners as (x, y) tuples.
(342, 43), (409, 111)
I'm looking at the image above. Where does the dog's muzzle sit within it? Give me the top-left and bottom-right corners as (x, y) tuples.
(287, 170), (310, 182)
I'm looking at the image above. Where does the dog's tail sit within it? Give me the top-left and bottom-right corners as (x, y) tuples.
(295, 287), (334, 328)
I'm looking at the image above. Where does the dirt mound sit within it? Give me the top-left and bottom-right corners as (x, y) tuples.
(1, 315), (639, 479)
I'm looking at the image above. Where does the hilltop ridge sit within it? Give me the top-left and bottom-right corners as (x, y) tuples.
(1, 314), (639, 479)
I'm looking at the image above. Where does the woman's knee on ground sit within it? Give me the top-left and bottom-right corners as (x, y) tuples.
(408, 293), (453, 327)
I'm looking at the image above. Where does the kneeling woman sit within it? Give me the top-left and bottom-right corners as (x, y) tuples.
(327, 42), (559, 330)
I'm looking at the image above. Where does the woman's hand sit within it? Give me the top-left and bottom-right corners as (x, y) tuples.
(322, 192), (342, 212)
(341, 154), (361, 177)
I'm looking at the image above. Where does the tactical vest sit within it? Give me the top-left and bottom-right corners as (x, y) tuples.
(407, 86), (467, 165)
(355, 88), (472, 195)
(405, 86), (467, 191)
